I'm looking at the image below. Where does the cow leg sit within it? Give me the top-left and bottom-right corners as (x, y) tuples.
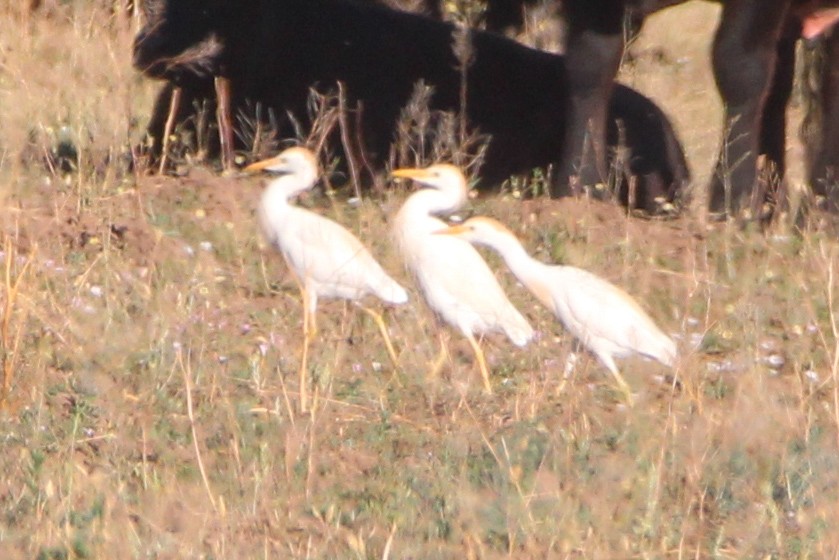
(809, 28), (839, 212)
(758, 15), (800, 214)
(554, 0), (627, 197)
(708, 0), (791, 218)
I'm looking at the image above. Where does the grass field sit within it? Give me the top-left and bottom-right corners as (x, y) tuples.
(2, 2), (839, 558)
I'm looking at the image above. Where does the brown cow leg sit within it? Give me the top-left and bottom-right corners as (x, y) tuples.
(554, 0), (626, 198)
(808, 27), (839, 213)
(758, 15), (800, 218)
(215, 76), (235, 171)
(708, 0), (790, 220)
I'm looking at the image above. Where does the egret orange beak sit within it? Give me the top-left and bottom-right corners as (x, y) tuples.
(391, 167), (433, 181)
(244, 154), (283, 173)
(433, 224), (468, 236)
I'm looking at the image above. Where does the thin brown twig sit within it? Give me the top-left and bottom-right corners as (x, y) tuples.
(178, 347), (219, 513)
(337, 81), (362, 200)
(158, 85), (182, 174)
(214, 75), (235, 171)
(826, 246), (839, 450)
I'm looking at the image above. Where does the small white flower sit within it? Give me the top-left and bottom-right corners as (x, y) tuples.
(89, 285), (103, 298)
(199, 241), (213, 252)
(759, 338), (780, 352)
(688, 333), (704, 349)
(707, 360), (741, 373)
(763, 354), (785, 369)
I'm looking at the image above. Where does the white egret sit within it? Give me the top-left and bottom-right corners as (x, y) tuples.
(438, 216), (677, 402)
(246, 147), (408, 412)
(391, 164), (533, 393)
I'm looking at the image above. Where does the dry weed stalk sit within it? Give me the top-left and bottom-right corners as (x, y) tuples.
(214, 75), (235, 170)
(1, 237), (33, 409)
(390, 82), (488, 177)
(177, 346), (220, 514)
(235, 100), (281, 159)
(825, 244), (839, 449)
(336, 81), (364, 198)
(158, 85), (182, 174)
(281, 88), (342, 192)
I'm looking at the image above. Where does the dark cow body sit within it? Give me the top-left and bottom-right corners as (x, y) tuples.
(806, 29), (839, 212)
(133, 0), (689, 211)
(486, 0), (839, 218)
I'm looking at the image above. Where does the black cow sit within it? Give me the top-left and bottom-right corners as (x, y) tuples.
(133, 0), (690, 212)
(805, 28), (839, 213)
(480, 0), (839, 219)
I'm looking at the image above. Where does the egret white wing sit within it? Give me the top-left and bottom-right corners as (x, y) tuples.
(277, 208), (406, 302)
(551, 266), (675, 362)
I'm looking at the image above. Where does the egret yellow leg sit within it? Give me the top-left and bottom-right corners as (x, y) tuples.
(286, 267), (317, 342)
(428, 334), (449, 381)
(607, 367), (634, 407)
(306, 306), (318, 343)
(359, 305), (399, 370)
(465, 333), (492, 394)
(299, 287), (312, 414)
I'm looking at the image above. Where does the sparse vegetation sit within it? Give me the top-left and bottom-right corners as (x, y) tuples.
(1, 2), (839, 558)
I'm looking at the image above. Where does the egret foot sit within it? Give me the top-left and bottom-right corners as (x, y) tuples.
(465, 333), (492, 394)
(359, 305), (399, 370)
(429, 335), (450, 382)
(299, 288), (316, 413)
(607, 368), (634, 407)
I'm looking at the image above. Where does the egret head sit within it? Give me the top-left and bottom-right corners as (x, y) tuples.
(435, 216), (516, 245)
(245, 146), (319, 178)
(391, 163), (470, 214)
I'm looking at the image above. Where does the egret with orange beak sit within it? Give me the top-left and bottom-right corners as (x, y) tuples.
(247, 147), (408, 412)
(391, 164), (533, 393)
(437, 216), (677, 403)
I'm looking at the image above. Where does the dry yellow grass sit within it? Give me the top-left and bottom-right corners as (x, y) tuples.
(1, 2), (839, 558)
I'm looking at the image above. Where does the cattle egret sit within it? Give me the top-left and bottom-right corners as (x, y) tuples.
(391, 164), (534, 393)
(246, 147), (408, 412)
(438, 216), (677, 403)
